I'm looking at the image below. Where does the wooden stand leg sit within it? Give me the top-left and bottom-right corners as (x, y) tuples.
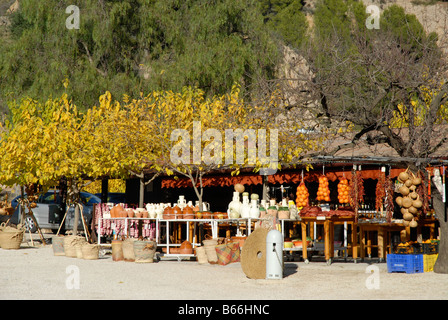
(352, 222), (358, 261)
(324, 220), (330, 262)
(367, 231), (372, 258)
(301, 221), (308, 263)
(330, 221), (334, 259)
(360, 226), (365, 260)
(378, 228), (385, 261)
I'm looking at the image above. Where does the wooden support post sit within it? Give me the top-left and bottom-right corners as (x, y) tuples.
(301, 221), (307, 262)
(352, 222), (358, 260)
(324, 220), (330, 261)
(329, 221), (334, 259)
(367, 231), (372, 257)
(378, 227), (385, 260)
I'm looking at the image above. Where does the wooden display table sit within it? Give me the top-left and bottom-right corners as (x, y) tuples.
(358, 217), (438, 262)
(300, 215), (357, 265)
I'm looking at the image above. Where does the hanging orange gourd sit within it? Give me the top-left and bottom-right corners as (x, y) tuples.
(317, 175), (330, 202)
(338, 177), (350, 204)
(296, 181), (309, 208)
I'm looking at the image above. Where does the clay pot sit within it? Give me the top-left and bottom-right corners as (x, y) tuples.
(202, 211), (212, 219)
(111, 205), (123, 218)
(127, 210), (134, 218)
(183, 206), (194, 219)
(179, 240), (193, 254)
(142, 211), (149, 218)
(195, 211), (202, 219)
(136, 211), (143, 218)
(163, 206), (175, 219)
(173, 205), (183, 219)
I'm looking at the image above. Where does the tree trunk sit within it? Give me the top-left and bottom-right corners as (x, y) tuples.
(262, 175), (269, 201)
(101, 179), (108, 204)
(431, 185), (448, 274)
(20, 186), (26, 226)
(71, 182), (81, 235)
(139, 176), (145, 208)
(73, 202), (80, 234)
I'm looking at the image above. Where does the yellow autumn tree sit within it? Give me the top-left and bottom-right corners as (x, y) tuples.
(142, 85), (323, 209)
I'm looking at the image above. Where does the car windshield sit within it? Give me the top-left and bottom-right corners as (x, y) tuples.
(39, 191), (62, 204)
(81, 192), (101, 205)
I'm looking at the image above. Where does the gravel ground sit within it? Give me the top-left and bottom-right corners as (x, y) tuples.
(1, 233), (448, 301)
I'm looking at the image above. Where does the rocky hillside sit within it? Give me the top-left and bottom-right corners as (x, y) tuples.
(362, 0), (448, 53)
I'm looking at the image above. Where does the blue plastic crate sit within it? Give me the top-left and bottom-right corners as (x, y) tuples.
(387, 254), (424, 274)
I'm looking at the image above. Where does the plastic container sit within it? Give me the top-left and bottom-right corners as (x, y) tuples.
(422, 242), (439, 254)
(423, 254), (438, 272)
(387, 254), (423, 274)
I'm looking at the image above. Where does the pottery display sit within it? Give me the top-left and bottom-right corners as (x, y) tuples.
(195, 211), (202, 219)
(250, 193), (259, 201)
(173, 205), (183, 219)
(278, 206), (290, 219)
(259, 205), (267, 218)
(249, 199), (260, 219)
(240, 194), (251, 219)
(126, 209), (134, 218)
(228, 192), (242, 219)
(182, 205), (194, 219)
(163, 206), (175, 219)
(202, 211), (212, 219)
(155, 204), (164, 219)
(177, 196), (187, 210)
(146, 204), (156, 218)
(179, 240), (193, 254)
(267, 201), (278, 217)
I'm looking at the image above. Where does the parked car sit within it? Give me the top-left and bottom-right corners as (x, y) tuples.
(0, 190), (101, 233)
(95, 192), (126, 204)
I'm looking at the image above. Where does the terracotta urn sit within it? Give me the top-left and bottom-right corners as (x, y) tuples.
(163, 206), (175, 219)
(127, 209), (134, 218)
(136, 211), (143, 218)
(111, 204), (123, 218)
(179, 240), (193, 254)
(142, 210), (149, 218)
(173, 205), (183, 219)
(182, 206), (194, 219)
(202, 211), (212, 219)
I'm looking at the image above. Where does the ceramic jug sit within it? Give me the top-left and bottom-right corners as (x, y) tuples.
(249, 199), (260, 219)
(228, 192), (242, 219)
(240, 194), (251, 219)
(177, 196), (187, 209)
(155, 204), (164, 219)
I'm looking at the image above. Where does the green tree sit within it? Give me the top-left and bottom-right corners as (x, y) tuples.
(0, 0), (280, 112)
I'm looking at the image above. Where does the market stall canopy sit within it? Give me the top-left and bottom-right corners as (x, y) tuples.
(161, 168), (407, 188)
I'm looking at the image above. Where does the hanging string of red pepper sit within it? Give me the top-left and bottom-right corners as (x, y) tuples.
(384, 174), (394, 223)
(349, 168), (364, 221)
(375, 171), (386, 213)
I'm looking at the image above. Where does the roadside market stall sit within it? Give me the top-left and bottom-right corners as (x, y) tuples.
(88, 156), (444, 269)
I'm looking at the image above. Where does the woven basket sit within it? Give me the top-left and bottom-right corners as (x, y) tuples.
(195, 246), (208, 264)
(52, 235), (65, 256)
(203, 238), (219, 264)
(64, 235), (86, 258)
(122, 238), (136, 262)
(81, 243), (99, 260)
(0, 224), (24, 250)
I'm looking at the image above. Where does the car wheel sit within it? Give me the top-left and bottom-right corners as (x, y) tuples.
(25, 215), (37, 233)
